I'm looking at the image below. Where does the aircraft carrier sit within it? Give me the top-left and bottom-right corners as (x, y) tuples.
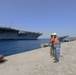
(0, 27), (42, 40)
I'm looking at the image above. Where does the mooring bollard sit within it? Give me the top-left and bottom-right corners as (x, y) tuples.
(0, 55), (4, 60)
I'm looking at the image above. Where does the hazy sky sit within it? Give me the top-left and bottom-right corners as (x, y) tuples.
(0, 0), (76, 38)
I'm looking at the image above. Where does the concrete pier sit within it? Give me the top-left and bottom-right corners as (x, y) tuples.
(0, 41), (76, 75)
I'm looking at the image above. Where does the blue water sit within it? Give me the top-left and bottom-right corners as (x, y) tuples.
(0, 39), (50, 56)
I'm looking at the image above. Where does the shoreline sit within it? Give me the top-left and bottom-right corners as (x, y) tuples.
(0, 41), (76, 75)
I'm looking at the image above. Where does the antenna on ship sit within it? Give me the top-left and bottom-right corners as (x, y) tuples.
(9, 21), (12, 28)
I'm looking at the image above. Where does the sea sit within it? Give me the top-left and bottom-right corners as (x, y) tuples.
(0, 39), (50, 56)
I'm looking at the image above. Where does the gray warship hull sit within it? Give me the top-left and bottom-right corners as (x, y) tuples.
(0, 27), (42, 40)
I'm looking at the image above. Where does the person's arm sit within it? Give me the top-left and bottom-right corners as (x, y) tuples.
(58, 36), (68, 41)
(50, 38), (54, 43)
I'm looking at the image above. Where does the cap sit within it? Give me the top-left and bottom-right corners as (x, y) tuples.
(53, 33), (57, 35)
(51, 33), (54, 35)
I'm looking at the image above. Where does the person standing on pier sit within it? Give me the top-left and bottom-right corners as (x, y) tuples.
(50, 33), (68, 62)
(50, 33), (54, 58)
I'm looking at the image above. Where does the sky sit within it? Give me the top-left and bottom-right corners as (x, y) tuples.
(0, 0), (76, 38)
